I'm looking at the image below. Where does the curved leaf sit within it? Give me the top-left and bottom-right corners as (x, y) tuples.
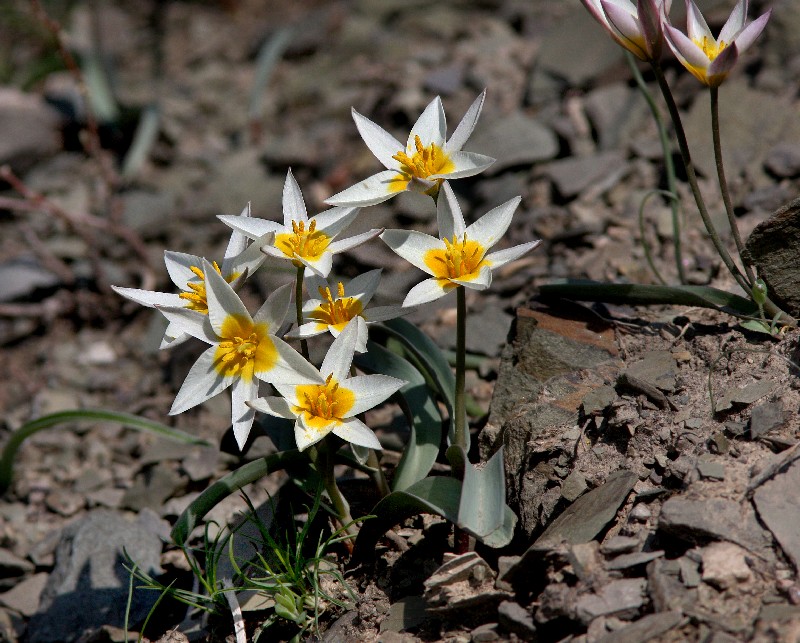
(378, 318), (455, 413)
(353, 476), (461, 563)
(458, 446), (506, 538)
(171, 450), (309, 545)
(0, 409), (211, 495)
(538, 281), (760, 317)
(377, 318), (458, 446)
(354, 341), (444, 491)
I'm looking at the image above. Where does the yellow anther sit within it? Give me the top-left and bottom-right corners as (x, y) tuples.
(337, 282), (345, 298)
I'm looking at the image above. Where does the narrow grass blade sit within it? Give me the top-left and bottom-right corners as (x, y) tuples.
(0, 409), (210, 494)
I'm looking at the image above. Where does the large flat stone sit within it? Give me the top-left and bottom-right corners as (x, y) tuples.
(753, 459), (800, 573)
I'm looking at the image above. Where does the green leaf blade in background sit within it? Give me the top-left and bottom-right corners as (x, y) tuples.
(354, 341), (443, 492)
(539, 281), (760, 318)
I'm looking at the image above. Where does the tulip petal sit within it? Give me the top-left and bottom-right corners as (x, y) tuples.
(112, 285), (184, 309)
(731, 10), (770, 55)
(261, 336), (324, 385)
(157, 306), (217, 343)
(253, 282), (292, 332)
(311, 206), (360, 238)
(602, 0), (649, 58)
(282, 169), (308, 226)
(352, 108), (404, 170)
(332, 417), (382, 450)
(408, 96), (446, 150)
(485, 239), (542, 270)
(453, 265), (492, 290)
(203, 259), (252, 334)
(221, 204), (251, 262)
(446, 90), (486, 152)
(432, 151), (495, 180)
(320, 317), (360, 380)
(218, 215), (282, 240)
(380, 229), (442, 275)
(686, 0), (713, 43)
(298, 252), (333, 278)
(164, 251), (204, 289)
(466, 196), (521, 250)
(295, 413), (332, 451)
(344, 374), (405, 417)
(325, 170), (409, 207)
(437, 181), (466, 240)
(247, 395), (296, 419)
(231, 377), (258, 450)
(170, 346), (230, 415)
(718, 0), (747, 44)
(328, 228), (382, 255)
(403, 278), (452, 306)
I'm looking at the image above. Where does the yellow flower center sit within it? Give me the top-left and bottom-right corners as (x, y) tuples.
(424, 233), (488, 282)
(389, 135), (455, 193)
(179, 262), (239, 314)
(294, 374), (355, 430)
(213, 314), (277, 381)
(695, 35), (727, 61)
(274, 220), (330, 265)
(309, 282), (364, 331)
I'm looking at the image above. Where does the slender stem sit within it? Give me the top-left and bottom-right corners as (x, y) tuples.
(626, 52), (686, 284)
(710, 86), (755, 285)
(366, 449), (390, 497)
(650, 63), (750, 295)
(454, 286), (467, 451)
(295, 264), (309, 360)
(318, 438), (357, 538)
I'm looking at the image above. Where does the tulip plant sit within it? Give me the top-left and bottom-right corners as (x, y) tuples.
(560, 0), (795, 334)
(110, 92), (541, 594)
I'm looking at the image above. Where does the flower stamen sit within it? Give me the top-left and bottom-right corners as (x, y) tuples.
(179, 261), (237, 313)
(275, 219), (330, 265)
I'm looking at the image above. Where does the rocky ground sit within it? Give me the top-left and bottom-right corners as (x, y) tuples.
(2, 0), (800, 641)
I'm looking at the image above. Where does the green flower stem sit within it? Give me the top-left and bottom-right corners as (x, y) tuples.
(295, 264), (309, 360)
(626, 53), (686, 285)
(319, 438), (357, 538)
(453, 285), (467, 453)
(366, 449), (390, 498)
(709, 86), (755, 286)
(651, 63), (750, 295)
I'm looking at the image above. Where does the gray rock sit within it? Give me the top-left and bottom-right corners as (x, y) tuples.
(582, 385), (617, 416)
(605, 550), (664, 570)
(465, 306), (513, 358)
(624, 351), (678, 392)
(696, 459), (726, 480)
(595, 610), (683, 643)
(683, 81), (800, 180)
(658, 496), (772, 555)
(560, 470), (587, 503)
(27, 510), (162, 643)
(753, 458), (800, 572)
(423, 63), (465, 96)
(0, 548), (35, 579)
(765, 142), (800, 178)
(714, 380), (774, 412)
(0, 572), (48, 617)
(744, 197), (800, 317)
(600, 535), (639, 555)
(121, 465), (186, 513)
(121, 190), (177, 237)
(0, 257), (61, 303)
(584, 84), (641, 151)
(575, 578), (647, 624)
(533, 8), (623, 88)
(543, 151), (627, 199)
(497, 600), (536, 640)
(678, 556), (701, 588)
(700, 542), (753, 590)
(0, 88), (61, 172)
(749, 401), (786, 438)
(534, 469), (638, 550)
(379, 596), (427, 633)
(468, 112), (558, 174)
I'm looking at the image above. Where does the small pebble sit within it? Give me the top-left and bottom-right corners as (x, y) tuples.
(629, 503), (652, 522)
